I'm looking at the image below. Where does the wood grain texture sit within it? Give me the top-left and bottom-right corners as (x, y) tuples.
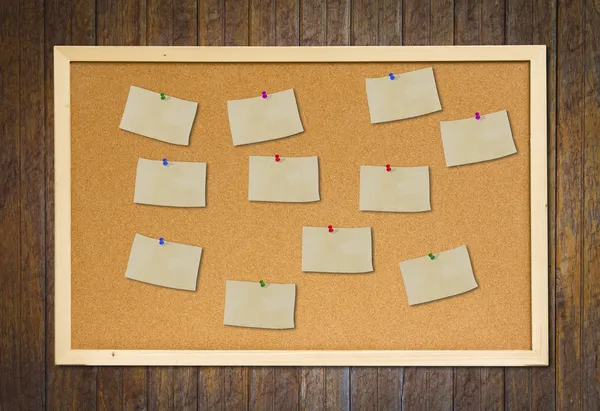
(583, 0), (600, 410)
(0, 1), (21, 410)
(556, 0), (584, 410)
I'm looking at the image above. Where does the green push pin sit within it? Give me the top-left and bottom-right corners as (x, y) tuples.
(428, 253), (435, 260)
(160, 92), (166, 100)
(259, 280), (266, 287)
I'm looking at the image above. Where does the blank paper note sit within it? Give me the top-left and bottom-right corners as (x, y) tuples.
(119, 86), (198, 146)
(440, 109), (517, 167)
(399, 245), (478, 306)
(227, 89), (304, 146)
(125, 234), (203, 291)
(302, 227), (373, 273)
(365, 67), (442, 124)
(134, 158), (207, 207)
(359, 165), (430, 212)
(223, 280), (296, 329)
(248, 155), (320, 203)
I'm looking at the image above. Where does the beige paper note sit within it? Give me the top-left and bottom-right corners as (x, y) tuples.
(302, 227), (373, 273)
(248, 156), (319, 203)
(134, 158), (207, 207)
(365, 67), (442, 124)
(119, 86), (198, 146)
(223, 280), (296, 329)
(440, 109), (517, 167)
(359, 165), (430, 212)
(227, 89), (304, 146)
(125, 234), (203, 291)
(399, 245), (478, 306)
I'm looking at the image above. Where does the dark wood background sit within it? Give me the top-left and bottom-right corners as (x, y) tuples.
(0, 0), (597, 409)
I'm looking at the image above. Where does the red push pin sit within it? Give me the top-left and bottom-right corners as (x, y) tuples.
(275, 154), (280, 162)
(328, 225), (334, 233)
(475, 112), (481, 120)
(385, 164), (392, 172)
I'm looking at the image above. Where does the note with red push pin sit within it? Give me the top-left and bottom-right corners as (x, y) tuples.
(302, 227), (373, 273)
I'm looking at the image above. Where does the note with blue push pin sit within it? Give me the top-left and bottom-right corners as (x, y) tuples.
(125, 234), (203, 291)
(365, 67), (441, 124)
(134, 158), (207, 207)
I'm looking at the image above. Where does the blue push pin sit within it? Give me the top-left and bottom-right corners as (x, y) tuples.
(162, 158), (168, 166)
(159, 237), (165, 245)
(389, 72), (395, 80)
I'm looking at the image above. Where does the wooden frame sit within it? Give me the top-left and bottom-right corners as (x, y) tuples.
(54, 46), (548, 366)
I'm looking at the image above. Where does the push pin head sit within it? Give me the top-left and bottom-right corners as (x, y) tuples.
(275, 154), (280, 162)
(428, 253), (435, 260)
(259, 280), (266, 287)
(386, 164), (392, 172)
(160, 92), (166, 100)
(159, 238), (165, 245)
(162, 158), (168, 166)
(328, 225), (334, 233)
(261, 91), (267, 99)
(389, 73), (395, 80)
(475, 112), (481, 120)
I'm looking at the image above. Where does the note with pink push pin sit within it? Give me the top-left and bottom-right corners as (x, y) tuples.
(227, 89), (303, 146)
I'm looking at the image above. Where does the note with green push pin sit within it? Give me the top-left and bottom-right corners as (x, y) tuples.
(259, 280), (266, 287)
(428, 253), (435, 260)
(160, 92), (166, 100)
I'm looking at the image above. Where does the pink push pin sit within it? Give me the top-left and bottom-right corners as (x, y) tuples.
(328, 225), (334, 233)
(475, 112), (481, 120)
(275, 154), (280, 162)
(262, 91), (267, 99)
(385, 164), (392, 172)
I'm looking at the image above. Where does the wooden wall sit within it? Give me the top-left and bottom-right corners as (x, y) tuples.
(0, 0), (598, 409)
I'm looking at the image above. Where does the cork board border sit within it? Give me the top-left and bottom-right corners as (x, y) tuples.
(54, 46), (548, 366)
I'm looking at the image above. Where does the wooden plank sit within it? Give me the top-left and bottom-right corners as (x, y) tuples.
(225, 0), (249, 45)
(198, 368), (223, 410)
(351, 0), (378, 45)
(148, 368), (174, 410)
(583, 0), (600, 408)
(427, 369), (452, 411)
(504, 1), (532, 409)
(530, 1), (557, 410)
(147, 0), (173, 45)
(224, 367), (249, 410)
(378, 368), (403, 411)
(123, 368), (147, 410)
(481, 368), (504, 411)
(402, 368), (426, 410)
(430, 0), (453, 45)
(300, 368), (324, 410)
(350, 368), (377, 411)
(199, 0), (225, 45)
(250, 367), (274, 411)
(19, 0), (45, 408)
(275, 368), (299, 410)
(325, 368), (350, 411)
(173, 367), (197, 411)
(379, 0), (401, 45)
(250, 0), (275, 46)
(455, 0), (479, 45)
(556, 0), (584, 409)
(300, 0), (325, 45)
(124, 0), (147, 46)
(454, 368), (480, 410)
(174, 0), (197, 46)
(403, 0), (428, 45)
(98, 368), (123, 411)
(0, 0), (21, 409)
(45, 1), (97, 410)
(481, 0), (505, 44)
(276, 0), (299, 45)
(327, 0), (351, 45)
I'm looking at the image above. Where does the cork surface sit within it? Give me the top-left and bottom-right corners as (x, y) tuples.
(70, 61), (531, 350)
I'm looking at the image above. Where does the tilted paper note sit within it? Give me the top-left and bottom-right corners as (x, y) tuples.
(227, 89), (304, 146)
(440, 109), (517, 167)
(223, 280), (296, 329)
(359, 165), (431, 212)
(125, 234), (203, 291)
(399, 245), (478, 306)
(365, 67), (442, 124)
(134, 158), (207, 207)
(248, 156), (319, 203)
(302, 227), (373, 273)
(119, 86), (198, 146)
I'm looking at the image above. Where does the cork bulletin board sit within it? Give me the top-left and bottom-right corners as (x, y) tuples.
(54, 46), (548, 366)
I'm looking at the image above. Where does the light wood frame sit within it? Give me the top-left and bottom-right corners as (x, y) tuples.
(54, 46), (548, 366)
